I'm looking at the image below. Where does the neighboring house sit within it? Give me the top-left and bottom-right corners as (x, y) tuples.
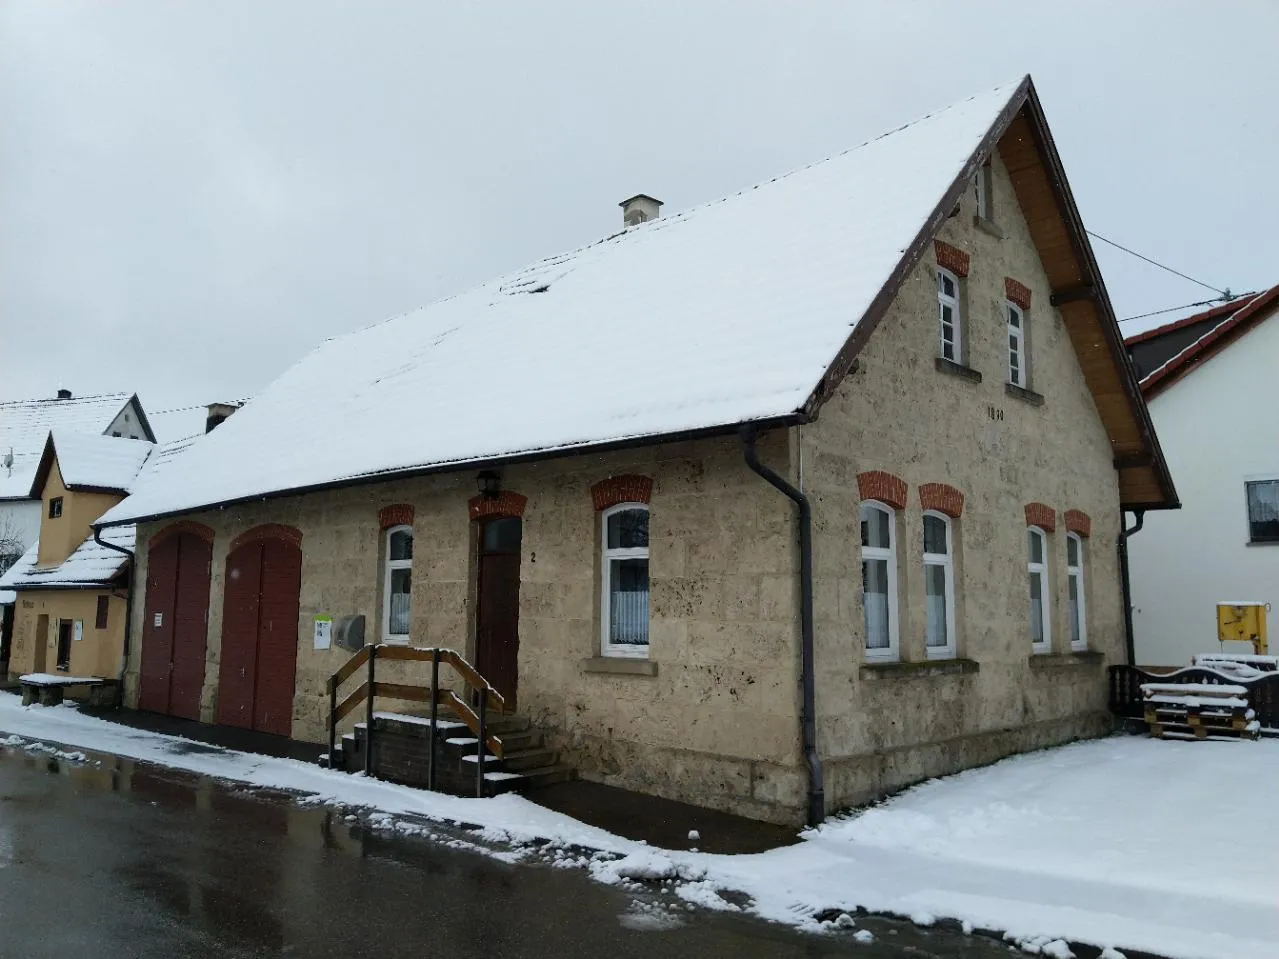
(0, 431), (155, 685)
(1125, 284), (1279, 667)
(97, 76), (1176, 825)
(0, 391), (155, 671)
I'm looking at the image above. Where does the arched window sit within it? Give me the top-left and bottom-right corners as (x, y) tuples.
(923, 512), (956, 659)
(1027, 526), (1051, 653)
(1066, 533), (1086, 651)
(383, 525), (413, 642)
(860, 501), (899, 661)
(601, 504), (649, 657)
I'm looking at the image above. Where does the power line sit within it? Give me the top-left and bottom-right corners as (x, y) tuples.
(1087, 230), (1228, 296)
(1119, 293), (1250, 324)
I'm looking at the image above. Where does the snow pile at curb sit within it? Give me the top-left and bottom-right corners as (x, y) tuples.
(0, 695), (1275, 959)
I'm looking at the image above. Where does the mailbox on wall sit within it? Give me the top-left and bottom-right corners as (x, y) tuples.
(334, 615), (366, 652)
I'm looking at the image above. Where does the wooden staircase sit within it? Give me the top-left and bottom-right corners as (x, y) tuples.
(321, 645), (574, 797)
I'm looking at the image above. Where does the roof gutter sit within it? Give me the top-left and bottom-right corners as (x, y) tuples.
(93, 528), (135, 693)
(739, 424), (824, 826)
(1117, 509), (1145, 667)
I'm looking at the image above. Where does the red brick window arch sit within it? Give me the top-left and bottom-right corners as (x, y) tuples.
(149, 519), (215, 549)
(590, 475), (653, 512)
(919, 483), (964, 518)
(1064, 509), (1091, 538)
(378, 504), (414, 530)
(1024, 502), (1056, 532)
(230, 523), (302, 552)
(856, 471), (907, 511)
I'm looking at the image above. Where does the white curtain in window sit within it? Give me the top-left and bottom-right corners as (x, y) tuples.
(863, 558), (890, 649)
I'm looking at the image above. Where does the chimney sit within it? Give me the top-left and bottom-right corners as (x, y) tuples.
(56, 389), (72, 400)
(205, 401), (241, 433)
(619, 194), (662, 228)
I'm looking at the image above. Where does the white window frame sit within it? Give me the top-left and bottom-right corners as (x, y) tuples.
(860, 501), (900, 662)
(1007, 301), (1027, 387)
(974, 160), (993, 220)
(937, 267), (962, 364)
(600, 503), (650, 659)
(1066, 532), (1087, 651)
(1028, 526), (1052, 654)
(922, 511), (957, 660)
(382, 524), (413, 644)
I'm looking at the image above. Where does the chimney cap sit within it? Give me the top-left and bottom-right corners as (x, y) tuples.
(56, 389), (72, 400)
(618, 193), (663, 209)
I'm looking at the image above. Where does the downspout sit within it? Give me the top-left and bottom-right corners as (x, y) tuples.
(94, 527), (135, 694)
(1117, 509), (1145, 667)
(739, 425), (824, 826)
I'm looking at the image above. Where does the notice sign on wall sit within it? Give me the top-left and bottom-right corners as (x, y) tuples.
(154, 612), (163, 628)
(313, 616), (333, 650)
(73, 620), (83, 643)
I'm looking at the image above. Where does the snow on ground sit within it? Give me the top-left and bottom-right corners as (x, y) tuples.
(0, 694), (1274, 959)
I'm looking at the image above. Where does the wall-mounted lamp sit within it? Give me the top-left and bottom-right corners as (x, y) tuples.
(476, 470), (501, 499)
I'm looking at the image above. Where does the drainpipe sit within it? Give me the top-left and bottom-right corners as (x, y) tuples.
(94, 527), (135, 695)
(1117, 509), (1145, 667)
(739, 425), (824, 826)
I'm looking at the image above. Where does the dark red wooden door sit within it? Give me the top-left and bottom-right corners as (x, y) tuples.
(215, 536), (300, 736)
(170, 535), (212, 719)
(139, 536), (178, 714)
(475, 518), (522, 706)
(216, 541), (262, 730)
(253, 538), (301, 737)
(139, 533), (212, 719)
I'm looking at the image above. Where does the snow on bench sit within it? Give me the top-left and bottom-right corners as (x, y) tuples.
(18, 673), (104, 686)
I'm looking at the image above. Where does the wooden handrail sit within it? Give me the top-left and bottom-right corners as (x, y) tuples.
(327, 645), (371, 692)
(332, 682), (369, 725)
(371, 682), (433, 704)
(441, 689), (504, 757)
(439, 649), (506, 712)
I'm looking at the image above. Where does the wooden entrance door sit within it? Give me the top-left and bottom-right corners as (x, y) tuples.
(140, 532), (212, 719)
(33, 615), (48, 674)
(215, 532), (301, 737)
(475, 517), (522, 706)
(56, 620), (73, 672)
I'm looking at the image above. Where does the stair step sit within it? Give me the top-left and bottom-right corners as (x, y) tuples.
(485, 763), (575, 794)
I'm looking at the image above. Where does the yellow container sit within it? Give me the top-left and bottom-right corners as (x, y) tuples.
(1216, 602), (1268, 655)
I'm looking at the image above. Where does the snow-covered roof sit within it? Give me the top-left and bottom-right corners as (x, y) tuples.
(43, 431), (154, 495)
(0, 524), (135, 591)
(102, 80), (1030, 526)
(0, 393), (137, 500)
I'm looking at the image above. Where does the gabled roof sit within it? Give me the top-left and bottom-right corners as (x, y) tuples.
(1125, 284), (1279, 400)
(99, 75), (1176, 527)
(31, 432), (155, 497)
(0, 524), (135, 592)
(0, 392), (151, 500)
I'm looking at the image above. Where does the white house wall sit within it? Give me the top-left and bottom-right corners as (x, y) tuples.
(1130, 314), (1279, 666)
(105, 399), (148, 441)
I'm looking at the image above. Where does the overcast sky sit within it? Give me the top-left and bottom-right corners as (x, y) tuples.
(2, 1), (1276, 439)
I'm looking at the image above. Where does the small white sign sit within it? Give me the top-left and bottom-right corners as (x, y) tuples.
(153, 612), (163, 628)
(313, 616), (333, 650)
(73, 620), (83, 643)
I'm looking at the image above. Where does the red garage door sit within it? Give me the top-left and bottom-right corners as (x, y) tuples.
(215, 527), (301, 737)
(139, 527), (213, 720)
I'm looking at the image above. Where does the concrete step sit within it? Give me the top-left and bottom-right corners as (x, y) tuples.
(485, 763), (575, 795)
(459, 747), (556, 771)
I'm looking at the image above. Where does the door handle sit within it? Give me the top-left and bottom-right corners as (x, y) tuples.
(240, 667), (246, 678)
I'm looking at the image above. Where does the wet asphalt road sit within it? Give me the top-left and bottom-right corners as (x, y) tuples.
(0, 745), (1014, 959)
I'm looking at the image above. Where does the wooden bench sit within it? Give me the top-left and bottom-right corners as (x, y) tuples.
(1141, 682), (1259, 741)
(19, 673), (113, 708)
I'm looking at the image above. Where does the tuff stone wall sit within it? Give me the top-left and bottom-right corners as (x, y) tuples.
(804, 148), (1124, 810)
(128, 430), (808, 823)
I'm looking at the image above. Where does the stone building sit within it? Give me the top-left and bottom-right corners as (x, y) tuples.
(97, 76), (1177, 825)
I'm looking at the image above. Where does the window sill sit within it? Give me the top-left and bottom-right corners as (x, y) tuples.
(860, 658), (979, 681)
(581, 656), (658, 676)
(1245, 539), (1279, 547)
(973, 215), (1004, 239)
(935, 357), (983, 383)
(1005, 382), (1044, 407)
(1028, 650), (1104, 670)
